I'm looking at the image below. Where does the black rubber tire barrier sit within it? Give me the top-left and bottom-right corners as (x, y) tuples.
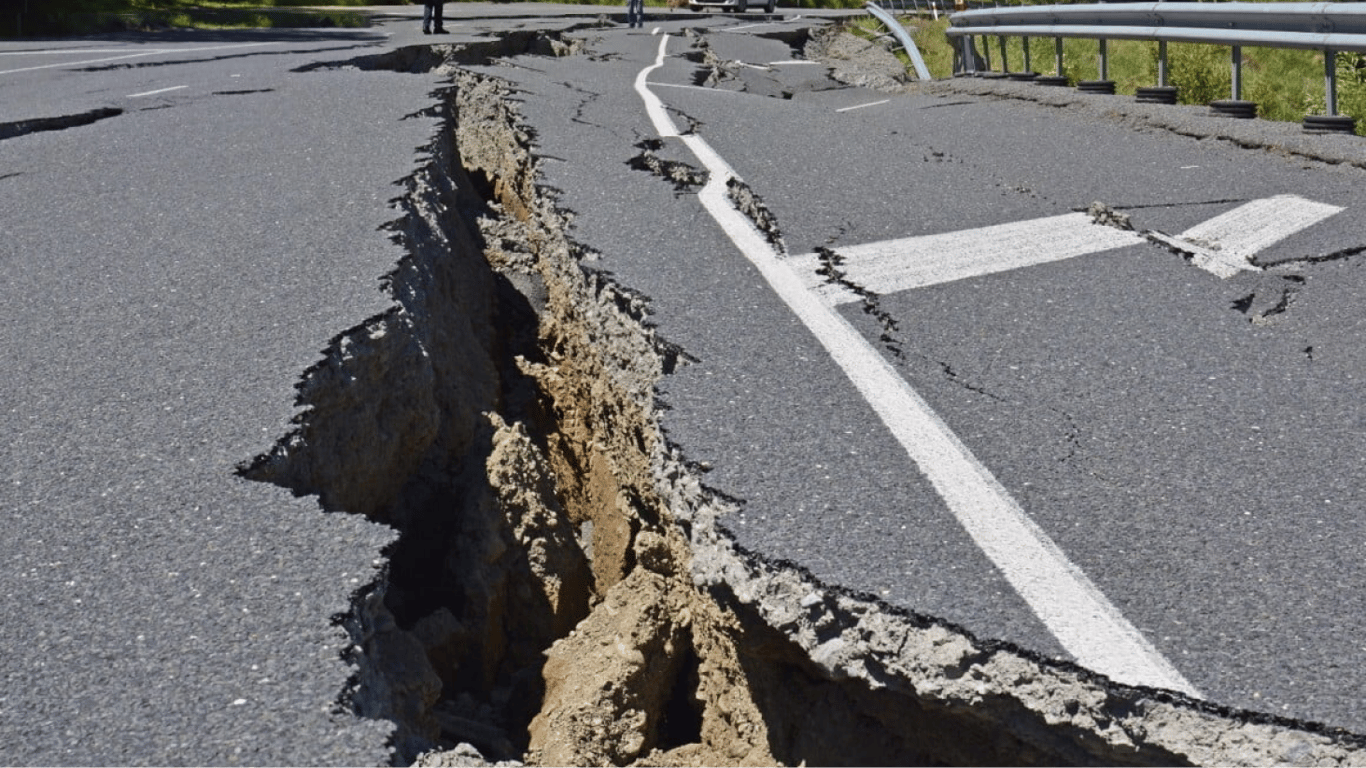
(1034, 75), (1070, 87)
(1008, 72), (1039, 81)
(979, 72), (1010, 79)
(1210, 99), (1257, 119)
(1135, 86), (1178, 105)
(1302, 114), (1357, 134)
(1077, 80), (1116, 94)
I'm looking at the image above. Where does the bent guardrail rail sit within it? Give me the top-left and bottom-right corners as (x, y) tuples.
(866, 2), (934, 80)
(946, 2), (1366, 132)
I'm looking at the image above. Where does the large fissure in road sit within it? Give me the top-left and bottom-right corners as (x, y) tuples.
(243, 37), (1366, 767)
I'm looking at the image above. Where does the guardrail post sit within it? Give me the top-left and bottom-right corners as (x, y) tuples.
(960, 34), (977, 74)
(1078, 38), (1115, 93)
(1326, 48), (1339, 116)
(1137, 40), (1178, 104)
(1023, 36), (1031, 73)
(1212, 45), (1256, 117)
(999, 35), (1008, 73)
(1231, 45), (1242, 101)
(1303, 48), (1356, 133)
(1035, 35), (1068, 86)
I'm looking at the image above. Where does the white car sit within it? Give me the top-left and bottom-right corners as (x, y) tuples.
(688, 0), (777, 13)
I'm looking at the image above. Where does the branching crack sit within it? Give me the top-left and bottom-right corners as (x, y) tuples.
(626, 138), (707, 193)
(816, 246), (903, 360)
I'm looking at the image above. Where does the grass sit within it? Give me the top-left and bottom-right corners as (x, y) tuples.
(2, 0), (376, 35)
(872, 13), (1366, 134)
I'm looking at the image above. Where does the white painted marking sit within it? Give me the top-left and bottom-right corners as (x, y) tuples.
(1147, 231), (1256, 278)
(0, 43), (273, 76)
(1167, 194), (1343, 277)
(787, 213), (1146, 304)
(835, 99), (890, 113)
(768, 59), (820, 65)
(653, 82), (749, 95)
(0, 52), (156, 75)
(127, 85), (189, 98)
(636, 35), (1201, 697)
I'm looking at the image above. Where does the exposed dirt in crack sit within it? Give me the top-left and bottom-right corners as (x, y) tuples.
(627, 138), (708, 193)
(238, 34), (1366, 768)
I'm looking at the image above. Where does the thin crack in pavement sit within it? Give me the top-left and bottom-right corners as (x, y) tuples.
(0, 107), (123, 141)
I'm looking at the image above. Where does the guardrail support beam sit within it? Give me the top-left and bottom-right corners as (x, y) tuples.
(1231, 45), (1243, 101)
(1055, 37), (1064, 76)
(1099, 38), (1108, 81)
(1159, 40), (1169, 87)
(1326, 48), (1339, 116)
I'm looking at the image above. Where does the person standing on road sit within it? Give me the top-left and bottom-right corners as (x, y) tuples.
(423, 1), (447, 34)
(626, 0), (644, 28)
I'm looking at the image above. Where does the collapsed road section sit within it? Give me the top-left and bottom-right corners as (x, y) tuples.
(244, 34), (1366, 767)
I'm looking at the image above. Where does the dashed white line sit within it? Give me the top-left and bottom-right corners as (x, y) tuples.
(636, 33), (1201, 697)
(128, 85), (189, 98)
(835, 99), (890, 113)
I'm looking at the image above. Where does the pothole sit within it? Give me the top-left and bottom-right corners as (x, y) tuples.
(243, 38), (1366, 767)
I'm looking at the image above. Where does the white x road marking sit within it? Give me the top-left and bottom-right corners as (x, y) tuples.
(637, 35), (1205, 696)
(788, 195), (1344, 300)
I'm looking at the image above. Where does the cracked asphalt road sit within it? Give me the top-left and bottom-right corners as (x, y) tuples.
(4, 5), (1366, 761)
(473, 17), (1366, 734)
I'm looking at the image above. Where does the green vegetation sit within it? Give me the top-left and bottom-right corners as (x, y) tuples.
(875, 14), (1366, 134)
(1, 0), (376, 35)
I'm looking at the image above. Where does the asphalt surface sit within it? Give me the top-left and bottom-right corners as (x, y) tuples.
(1, 19), (436, 766)
(468, 15), (1366, 735)
(3, 4), (1366, 764)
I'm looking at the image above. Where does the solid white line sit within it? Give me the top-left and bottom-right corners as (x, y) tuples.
(768, 59), (820, 65)
(0, 43), (274, 76)
(653, 82), (749, 95)
(0, 52), (157, 75)
(835, 99), (890, 113)
(636, 35), (1200, 697)
(1173, 194), (1342, 276)
(787, 213), (1146, 303)
(128, 85), (189, 98)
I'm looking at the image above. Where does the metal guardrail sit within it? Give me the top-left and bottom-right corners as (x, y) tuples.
(946, 2), (1366, 131)
(866, 2), (934, 79)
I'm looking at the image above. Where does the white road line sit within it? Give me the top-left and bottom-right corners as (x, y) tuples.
(0, 52), (158, 75)
(787, 213), (1146, 304)
(653, 82), (749, 95)
(128, 85), (189, 98)
(636, 34), (1201, 697)
(1167, 194), (1343, 277)
(835, 99), (890, 113)
(768, 59), (821, 65)
(0, 43), (274, 76)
